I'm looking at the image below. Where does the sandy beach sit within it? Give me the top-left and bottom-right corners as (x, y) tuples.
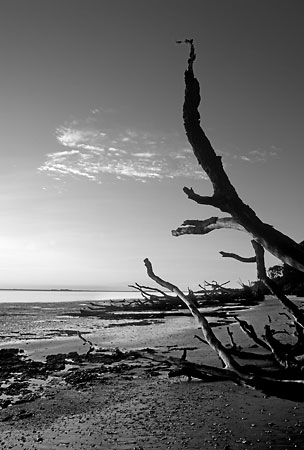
(1, 298), (304, 449)
(1, 1), (304, 449)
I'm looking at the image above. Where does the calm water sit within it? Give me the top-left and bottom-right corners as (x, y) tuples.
(1, 292), (301, 348)
(0, 290), (240, 345)
(0, 290), (139, 304)
(0, 291), (141, 343)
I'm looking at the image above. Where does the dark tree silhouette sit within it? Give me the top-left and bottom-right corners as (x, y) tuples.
(140, 40), (304, 401)
(268, 259), (304, 295)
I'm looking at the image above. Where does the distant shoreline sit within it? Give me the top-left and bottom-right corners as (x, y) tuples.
(0, 290), (142, 304)
(0, 289), (134, 293)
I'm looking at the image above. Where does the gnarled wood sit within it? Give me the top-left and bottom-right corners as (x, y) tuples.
(143, 257), (304, 400)
(172, 217), (245, 237)
(176, 40), (304, 272)
(252, 240), (304, 329)
(144, 258), (245, 375)
(137, 41), (304, 402)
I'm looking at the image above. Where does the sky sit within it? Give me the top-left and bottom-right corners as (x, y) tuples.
(0, 0), (303, 290)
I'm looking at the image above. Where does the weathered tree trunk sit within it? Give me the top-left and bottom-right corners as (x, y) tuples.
(251, 240), (304, 328)
(174, 40), (304, 272)
(140, 40), (304, 401)
(143, 258), (304, 401)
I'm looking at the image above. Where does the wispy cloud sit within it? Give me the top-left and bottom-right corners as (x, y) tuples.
(39, 114), (208, 183)
(233, 146), (281, 164)
(40, 111), (280, 184)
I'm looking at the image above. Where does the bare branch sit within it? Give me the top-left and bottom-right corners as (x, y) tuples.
(129, 283), (174, 300)
(204, 280), (230, 289)
(227, 327), (237, 349)
(172, 217), (245, 237)
(220, 251), (256, 263)
(234, 317), (271, 352)
(225, 328), (275, 361)
(194, 334), (207, 345)
(135, 349), (239, 383)
(144, 258), (244, 374)
(142, 259), (304, 400)
(180, 41), (304, 272)
(263, 325), (299, 369)
(252, 240), (304, 329)
(183, 187), (220, 207)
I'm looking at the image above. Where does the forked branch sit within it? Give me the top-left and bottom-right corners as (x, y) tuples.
(177, 40), (304, 272)
(172, 217), (245, 237)
(144, 258), (244, 375)
(143, 258), (304, 400)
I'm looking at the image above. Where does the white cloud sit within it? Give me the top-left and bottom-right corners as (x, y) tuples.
(57, 127), (102, 148)
(132, 152), (155, 158)
(232, 147), (280, 164)
(240, 155), (252, 162)
(39, 114), (209, 183)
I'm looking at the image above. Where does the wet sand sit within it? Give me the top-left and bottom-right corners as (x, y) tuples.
(1, 375), (304, 450)
(1, 297), (304, 449)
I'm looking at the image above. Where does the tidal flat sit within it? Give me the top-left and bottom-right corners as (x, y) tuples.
(0, 296), (304, 449)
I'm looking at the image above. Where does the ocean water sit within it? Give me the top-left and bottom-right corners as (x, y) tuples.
(1, 292), (301, 350)
(0, 291), (141, 344)
(0, 290), (238, 347)
(0, 290), (139, 304)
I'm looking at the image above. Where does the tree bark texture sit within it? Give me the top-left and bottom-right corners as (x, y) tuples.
(176, 40), (304, 272)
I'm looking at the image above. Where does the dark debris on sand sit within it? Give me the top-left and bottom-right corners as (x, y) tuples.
(0, 347), (150, 410)
(0, 348), (169, 410)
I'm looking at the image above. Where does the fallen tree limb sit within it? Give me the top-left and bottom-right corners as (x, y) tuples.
(135, 348), (304, 401)
(129, 283), (175, 300)
(225, 327), (271, 360)
(134, 350), (239, 383)
(193, 332), (269, 360)
(143, 257), (304, 400)
(144, 258), (245, 375)
(263, 325), (299, 369)
(234, 316), (271, 352)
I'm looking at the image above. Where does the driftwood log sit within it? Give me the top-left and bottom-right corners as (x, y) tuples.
(141, 40), (304, 401)
(143, 258), (304, 401)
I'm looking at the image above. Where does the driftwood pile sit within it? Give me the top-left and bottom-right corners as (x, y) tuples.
(137, 40), (304, 402)
(79, 281), (263, 318)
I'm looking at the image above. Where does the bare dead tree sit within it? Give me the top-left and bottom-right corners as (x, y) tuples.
(128, 282), (184, 310)
(173, 40), (304, 272)
(141, 258), (304, 401)
(139, 40), (304, 401)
